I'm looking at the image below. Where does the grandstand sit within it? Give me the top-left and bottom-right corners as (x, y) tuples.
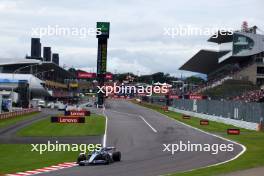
(180, 24), (264, 101)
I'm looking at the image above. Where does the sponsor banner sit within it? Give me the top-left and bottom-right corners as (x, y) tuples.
(189, 94), (204, 100)
(51, 116), (85, 123)
(182, 114), (191, 119)
(105, 73), (113, 79)
(161, 106), (168, 112)
(69, 83), (78, 88)
(64, 110), (90, 116)
(227, 129), (240, 135)
(77, 72), (96, 79)
(200, 119), (209, 125)
(169, 95), (181, 99)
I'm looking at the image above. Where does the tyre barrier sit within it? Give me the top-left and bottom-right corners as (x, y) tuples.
(0, 108), (40, 120)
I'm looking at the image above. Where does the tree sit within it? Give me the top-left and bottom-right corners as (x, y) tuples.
(185, 76), (205, 85)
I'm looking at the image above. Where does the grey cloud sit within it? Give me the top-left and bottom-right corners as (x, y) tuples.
(0, 0), (263, 76)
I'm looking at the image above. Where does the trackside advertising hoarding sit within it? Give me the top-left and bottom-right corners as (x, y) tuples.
(77, 72), (96, 79)
(183, 94), (207, 100)
(51, 116), (85, 123)
(105, 73), (113, 79)
(64, 110), (90, 116)
(169, 95), (181, 99)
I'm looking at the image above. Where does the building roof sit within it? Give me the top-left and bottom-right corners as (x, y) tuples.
(0, 58), (74, 81)
(179, 50), (230, 74)
(0, 57), (41, 65)
(207, 31), (233, 44)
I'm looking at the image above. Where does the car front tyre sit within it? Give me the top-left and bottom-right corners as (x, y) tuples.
(112, 151), (121, 162)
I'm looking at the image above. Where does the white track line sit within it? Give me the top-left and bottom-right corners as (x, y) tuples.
(139, 115), (158, 133)
(107, 109), (157, 133)
(165, 114), (247, 173)
(133, 103), (247, 173)
(102, 105), (108, 147)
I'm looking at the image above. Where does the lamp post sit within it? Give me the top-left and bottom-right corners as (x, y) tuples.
(11, 63), (42, 111)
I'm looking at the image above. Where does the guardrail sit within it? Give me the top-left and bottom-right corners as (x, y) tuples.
(0, 108), (41, 120)
(142, 96), (264, 131)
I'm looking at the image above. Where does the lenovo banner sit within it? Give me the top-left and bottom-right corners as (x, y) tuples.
(51, 116), (85, 123)
(188, 94), (206, 100)
(227, 129), (240, 135)
(64, 110), (90, 116)
(77, 72), (96, 79)
(105, 73), (113, 80)
(169, 95), (181, 99)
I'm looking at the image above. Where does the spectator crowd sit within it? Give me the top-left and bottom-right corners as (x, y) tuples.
(233, 89), (264, 102)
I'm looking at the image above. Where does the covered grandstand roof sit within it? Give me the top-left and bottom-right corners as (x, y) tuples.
(0, 58), (74, 81)
(207, 31), (233, 44)
(0, 57), (41, 65)
(179, 50), (230, 74)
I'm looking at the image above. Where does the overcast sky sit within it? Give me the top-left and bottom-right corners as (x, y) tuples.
(0, 0), (263, 77)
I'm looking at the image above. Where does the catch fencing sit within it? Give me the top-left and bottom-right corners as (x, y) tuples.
(172, 99), (264, 123)
(142, 96), (264, 123)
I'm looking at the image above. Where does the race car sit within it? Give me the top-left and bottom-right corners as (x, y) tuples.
(77, 147), (121, 166)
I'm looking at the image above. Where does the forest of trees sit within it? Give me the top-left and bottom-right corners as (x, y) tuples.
(68, 68), (205, 85)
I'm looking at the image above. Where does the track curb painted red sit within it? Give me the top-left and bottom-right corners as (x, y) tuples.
(6, 162), (77, 176)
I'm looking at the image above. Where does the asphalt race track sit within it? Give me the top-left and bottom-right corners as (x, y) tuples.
(38, 100), (244, 176)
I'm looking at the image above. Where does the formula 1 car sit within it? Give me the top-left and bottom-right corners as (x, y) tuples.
(77, 147), (121, 166)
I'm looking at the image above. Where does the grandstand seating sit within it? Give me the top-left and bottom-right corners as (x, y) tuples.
(201, 80), (258, 100)
(232, 89), (264, 102)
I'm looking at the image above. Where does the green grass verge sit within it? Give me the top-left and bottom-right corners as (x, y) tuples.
(0, 144), (78, 174)
(0, 112), (39, 129)
(132, 100), (264, 176)
(17, 114), (105, 137)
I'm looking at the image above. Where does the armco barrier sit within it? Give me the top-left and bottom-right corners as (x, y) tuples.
(145, 96), (262, 130)
(172, 99), (264, 123)
(169, 107), (258, 130)
(0, 108), (41, 120)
